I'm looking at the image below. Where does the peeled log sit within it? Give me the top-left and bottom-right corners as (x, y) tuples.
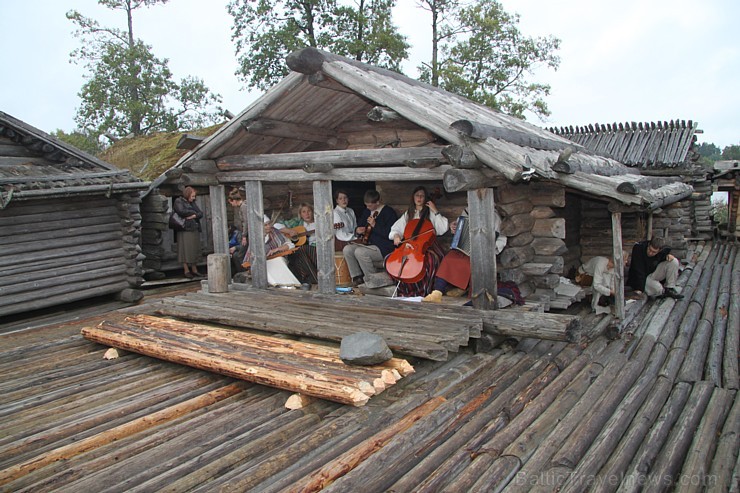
(532, 218), (566, 239)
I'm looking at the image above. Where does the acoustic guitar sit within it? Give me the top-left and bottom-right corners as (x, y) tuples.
(281, 223), (344, 247)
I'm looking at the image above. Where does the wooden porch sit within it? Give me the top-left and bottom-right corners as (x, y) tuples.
(0, 241), (737, 492)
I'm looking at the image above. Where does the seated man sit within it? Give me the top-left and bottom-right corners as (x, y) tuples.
(342, 190), (397, 286)
(576, 256), (616, 314)
(627, 236), (683, 299)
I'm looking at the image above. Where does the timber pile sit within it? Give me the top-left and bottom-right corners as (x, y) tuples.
(151, 286), (583, 358)
(82, 314), (413, 407)
(152, 288), (481, 361)
(495, 181), (588, 310)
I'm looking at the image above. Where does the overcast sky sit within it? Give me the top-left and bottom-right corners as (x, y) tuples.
(1, 0), (737, 148)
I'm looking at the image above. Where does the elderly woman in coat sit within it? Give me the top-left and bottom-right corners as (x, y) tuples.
(174, 186), (204, 278)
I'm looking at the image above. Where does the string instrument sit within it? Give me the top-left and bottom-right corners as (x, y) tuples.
(241, 248), (294, 269)
(384, 189), (444, 283)
(281, 223), (344, 247)
(358, 211), (379, 245)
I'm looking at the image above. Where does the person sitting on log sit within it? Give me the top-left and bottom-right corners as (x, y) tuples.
(423, 209), (507, 302)
(575, 256), (616, 314)
(627, 236), (684, 299)
(386, 186), (449, 297)
(343, 190), (398, 286)
(280, 203), (319, 285)
(333, 189), (358, 251)
(242, 215), (300, 286)
(228, 189), (249, 276)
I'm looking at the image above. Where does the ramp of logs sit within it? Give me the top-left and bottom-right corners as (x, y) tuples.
(81, 314), (414, 407)
(151, 287), (582, 360)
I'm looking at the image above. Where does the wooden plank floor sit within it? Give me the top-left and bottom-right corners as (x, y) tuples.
(0, 241), (737, 492)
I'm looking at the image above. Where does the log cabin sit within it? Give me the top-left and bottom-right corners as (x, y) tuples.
(712, 160), (740, 239)
(162, 48), (693, 319)
(0, 111), (149, 318)
(549, 119), (711, 249)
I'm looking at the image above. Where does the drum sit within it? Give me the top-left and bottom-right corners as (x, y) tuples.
(334, 252), (352, 287)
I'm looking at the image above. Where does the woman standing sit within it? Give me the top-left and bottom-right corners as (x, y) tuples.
(333, 189), (357, 251)
(174, 186), (204, 278)
(387, 186), (448, 297)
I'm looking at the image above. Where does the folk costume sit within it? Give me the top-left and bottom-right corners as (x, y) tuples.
(388, 208), (448, 297)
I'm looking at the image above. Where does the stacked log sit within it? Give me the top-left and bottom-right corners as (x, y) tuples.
(0, 197), (132, 316)
(496, 182), (584, 309)
(81, 314), (414, 407)
(689, 179), (713, 239)
(139, 191), (174, 274)
(155, 289), (481, 361)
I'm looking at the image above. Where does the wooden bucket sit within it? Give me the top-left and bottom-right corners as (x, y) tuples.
(334, 253), (352, 287)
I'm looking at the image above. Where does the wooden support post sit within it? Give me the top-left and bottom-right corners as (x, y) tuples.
(209, 185), (229, 255)
(207, 253), (230, 293)
(647, 212), (653, 240)
(245, 181), (268, 289)
(313, 180), (336, 294)
(612, 211), (626, 320)
(468, 188), (498, 310)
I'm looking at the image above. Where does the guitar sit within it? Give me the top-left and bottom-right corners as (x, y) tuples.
(281, 223), (344, 247)
(241, 248), (295, 269)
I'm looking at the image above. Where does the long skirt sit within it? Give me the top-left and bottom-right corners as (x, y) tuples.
(394, 241), (445, 297)
(289, 244), (318, 284)
(177, 230), (201, 264)
(436, 250), (472, 290)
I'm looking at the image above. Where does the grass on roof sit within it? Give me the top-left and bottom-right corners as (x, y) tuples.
(99, 124), (223, 181)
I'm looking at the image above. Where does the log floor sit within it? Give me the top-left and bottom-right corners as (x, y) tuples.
(0, 241), (737, 491)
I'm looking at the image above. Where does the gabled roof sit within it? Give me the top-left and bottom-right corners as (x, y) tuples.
(547, 120), (699, 169)
(0, 111), (148, 205)
(173, 48), (692, 210)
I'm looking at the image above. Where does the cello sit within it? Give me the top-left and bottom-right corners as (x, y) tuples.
(384, 217), (436, 283)
(384, 188), (443, 283)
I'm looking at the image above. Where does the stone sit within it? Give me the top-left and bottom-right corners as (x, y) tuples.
(340, 332), (393, 366)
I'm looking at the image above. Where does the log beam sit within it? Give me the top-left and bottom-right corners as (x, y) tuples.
(240, 117), (348, 149)
(450, 119), (584, 152)
(443, 168), (507, 193)
(217, 147), (446, 171)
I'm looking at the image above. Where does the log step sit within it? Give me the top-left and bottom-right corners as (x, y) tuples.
(81, 315), (414, 407)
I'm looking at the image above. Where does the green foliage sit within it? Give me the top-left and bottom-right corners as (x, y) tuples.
(68, 0), (222, 140)
(419, 0), (560, 119)
(227, 0), (409, 91)
(721, 144), (740, 160)
(696, 142), (722, 161)
(53, 129), (105, 156)
(712, 199), (728, 225)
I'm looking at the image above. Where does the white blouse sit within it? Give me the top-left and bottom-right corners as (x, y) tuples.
(389, 209), (449, 240)
(333, 206), (358, 242)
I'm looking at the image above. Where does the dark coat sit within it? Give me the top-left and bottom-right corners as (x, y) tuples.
(174, 196), (203, 232)
(627, 240), (670, 291)
(358, 205), (397, 258)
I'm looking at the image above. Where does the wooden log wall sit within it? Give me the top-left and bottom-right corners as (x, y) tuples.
(140, 190), (213, 276)
(689, 179), (713, 239)
(579, 197), (642, 263)
(0, 195), (143, 317)
(648, 200), (691, 261)
(81, 314), (414, 407)
(495, 182), (584, 310)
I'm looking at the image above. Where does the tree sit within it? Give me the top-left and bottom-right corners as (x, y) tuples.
(415, 0), (462, 87)
(418, 0), (560, 119)
(696, 142), (722, 162)
(68, 0), (223, 140)
(721, 144), (740, 160)
(53, 129), (105, 156)
(227, 0), (409, 91)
